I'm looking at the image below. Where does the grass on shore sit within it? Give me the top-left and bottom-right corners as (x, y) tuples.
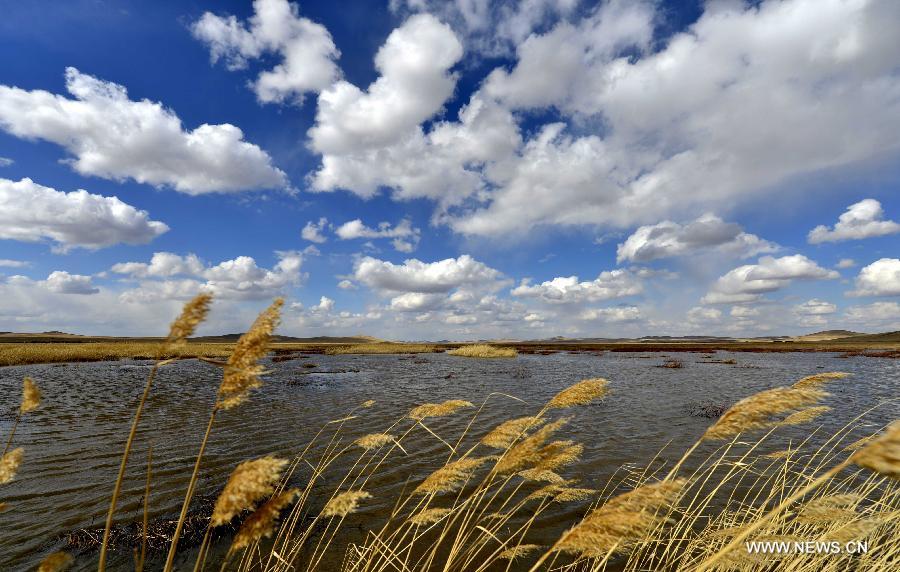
(324, 343), (438, 355)
(447, 344), (518, 358)
(0, 342), (234, 367)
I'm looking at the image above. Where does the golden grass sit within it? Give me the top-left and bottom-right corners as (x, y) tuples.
(0, 341), (234, 367)
(446, 344), (518, 358)
(325, 342), (437, 355)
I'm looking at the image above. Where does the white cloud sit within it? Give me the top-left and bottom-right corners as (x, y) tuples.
(0, 157), (13, 167)
(0, 259), (28, 268)
(301, 217), (329, 243)
(616, 214), (777, 263)
(702, 255), (839, 304)
(580, 306), (641, 322)
(844, 301), (900, 329)
(337, 279), (356, 290)
(687, 306), (722, 323)
(192, 0), (340, 103)
(308, 14), (463, 156)
(389, 292), (446, 312)
(808, 199), (900, 244)
(730, 306), (759, 318)
(511, 269), (642, 304)
(449, 0), (900, 236)
(836, 258), (857, 269)
(114, 251), (305, 301)
(849, 258), (900, 297)
(0, 68), (287, 194)
(335, 219), (421, 252)
(43, 271), (99, 295)
(794, 299), (837, 315)
(0, 177), (168, 252)
(353, 254), (503, 293)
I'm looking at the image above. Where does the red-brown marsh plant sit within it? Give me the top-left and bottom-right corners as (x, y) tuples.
(98, 292), (211, 571)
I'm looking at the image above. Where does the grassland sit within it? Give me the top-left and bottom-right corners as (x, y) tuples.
(0, 342), (235, 367)
(447, 344), (518, 358)
(324, 342), (437, 355)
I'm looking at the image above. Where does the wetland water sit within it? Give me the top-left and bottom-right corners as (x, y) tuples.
(1, 350), (897, 570)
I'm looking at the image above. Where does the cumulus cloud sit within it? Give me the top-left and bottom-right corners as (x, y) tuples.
(511, 269), (642, 304)
(0, 259), (28, 268)
(448, 0), (900, 236)
(114, 251), (305, 301)
(844, 301), (900, 329)
(687, 306), (722, 323)
(192, 0), (340, 103)
(702, 255), (839, 304)
(849, 258), (900, 297)
(836, 258), (857, 269)
(808, 199), (900, 244)
(0, 177), (168, 252)
(335, 219), (421, 252)
(308, 14), (462, 155)
(616, 214), (777, 263)
(580, 306), (642, 322)
(43, 271), (99, 295)
(0, 157), (12, 167)
(794, 299), (837, 315)
(0, 68), (287, 194)
(301, 217), (329, 243)
(353, 254), (503, 293)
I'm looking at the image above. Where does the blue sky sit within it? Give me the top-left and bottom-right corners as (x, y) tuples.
(0, 0), (898, 339)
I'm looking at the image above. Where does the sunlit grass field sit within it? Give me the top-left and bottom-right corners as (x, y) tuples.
(1, 295), (898, 571)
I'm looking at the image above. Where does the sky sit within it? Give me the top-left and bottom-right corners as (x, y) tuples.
(0, 0), (898, 340)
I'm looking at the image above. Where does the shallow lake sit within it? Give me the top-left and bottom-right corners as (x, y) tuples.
(1, 350), (897, 570)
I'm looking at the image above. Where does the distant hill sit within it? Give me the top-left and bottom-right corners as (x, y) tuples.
(790, 330), (866, 342)
(831, 331), (900, 343)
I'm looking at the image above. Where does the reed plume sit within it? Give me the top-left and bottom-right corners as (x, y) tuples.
(792, 371), (850, 390)
(211, 456), (289, 526)
(361, 399), (376, 408)
(20, 377), (41, 414)
(37, 552), (73, 572)
(164, 298), (281, 572)
(547, 378), (609, 409)
(100, 293), (213, 572)
(703, 386), (827, 440)
(851, 421), (900, 479)
(779, 405), (831, 426)
(229, 488), (299, 553)
(496, 418), (568, 474)
(162, 292), (212, 352)
(322, 490), (372, 517)
(518, 468), (567, 483)
(0, 501), (6, 512)
(795, 493), (860, 524)
(481, 416), (544, 449)
(498, 544), (542, 560)
(552, 479), (686, 558)
(218, 298), (283, 409)
(0, 447), (24, 485)
(408, 507), (452, 525)
(415, 457), (493, 494)
(355, 433), (395, 450)
(408, 399), (473, 421)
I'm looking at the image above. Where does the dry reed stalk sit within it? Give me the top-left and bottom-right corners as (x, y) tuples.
(792, 371), (850, 389)
(408, 507), (453, 525)
(0, 447), (24, 485)
(229, 488), (299, 553)
(212, 456), (289, 526)
(498, 544), (542, 560)
(37, 552), (74, 572)
(703, 386), (828, 441)
(99, 293), (212, 572)
(415, 457), (493, 494)
(407, 399), (474, 421)
(3, 377), (41, 456)
(795, 493), (860, 524)
(355, 433), (395, 450)
(551, 479), (686, 559)
(480, 416), (544, 449)
(163, 298), (281, 572)
(546, 378), (609, 409)
(322, 490), (372, 517)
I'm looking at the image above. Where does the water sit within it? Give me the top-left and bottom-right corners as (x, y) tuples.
(1, 351), (897, 570)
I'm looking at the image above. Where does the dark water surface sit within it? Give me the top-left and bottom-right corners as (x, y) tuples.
(1, 351), (897, 570)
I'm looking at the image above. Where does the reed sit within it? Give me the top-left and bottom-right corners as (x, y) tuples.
(325, 343), (437, 355)
(447, 344), (518, 358)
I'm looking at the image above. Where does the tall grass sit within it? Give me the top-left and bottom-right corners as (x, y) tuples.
(9, 297), (900, 571)
(325, 343), (438, 355)
(0, 341), (232, 366)
(447, 344), (518, 358)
